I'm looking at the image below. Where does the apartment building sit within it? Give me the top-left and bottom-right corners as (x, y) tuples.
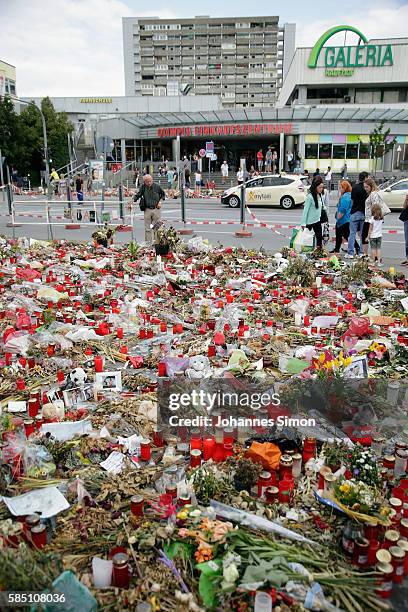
(0, 60), (17, 98)
(123, 16), (295, 107)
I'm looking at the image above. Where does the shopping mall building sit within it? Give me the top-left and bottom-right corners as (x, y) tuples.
(24, 24), (408, 174)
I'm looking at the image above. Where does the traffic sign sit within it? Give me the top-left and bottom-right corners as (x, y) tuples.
(199, 149), (206, 157)
(205, 141), (214, 154)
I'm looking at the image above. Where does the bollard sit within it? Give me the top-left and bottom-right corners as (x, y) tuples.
(178, 183), (192, 235)
(235, 183), (252, 237)
(118, 185), (124, 221)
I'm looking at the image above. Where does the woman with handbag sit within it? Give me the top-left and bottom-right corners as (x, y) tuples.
(400, 194), (408, 266)
(300, 176), (324, 250)
(331, 180), (359, 254)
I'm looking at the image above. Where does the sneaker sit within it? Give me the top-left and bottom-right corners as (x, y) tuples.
(344, 254), (354, 259)
(401, 260), (408, 266)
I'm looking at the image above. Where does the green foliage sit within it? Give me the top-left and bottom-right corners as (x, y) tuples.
(368, 120), (397, 174)
(0, 95), (73, 184)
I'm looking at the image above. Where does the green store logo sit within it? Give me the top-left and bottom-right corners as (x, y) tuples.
(307, 25), (393, 76)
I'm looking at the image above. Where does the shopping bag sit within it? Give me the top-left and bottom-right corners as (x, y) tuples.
(290, 227), (315, 253)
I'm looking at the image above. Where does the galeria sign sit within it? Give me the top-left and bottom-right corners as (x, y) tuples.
(308, 25), (393, 73)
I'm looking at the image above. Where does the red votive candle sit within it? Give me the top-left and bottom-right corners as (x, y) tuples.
(31, 524), (47, 549)
(117, 327), (124, 339)
(130, 495), (144, 517)
(57, 370), (65, 383)
(24, 419), (35, 438)
(190, 449), (202, 467)
(203, 436), (215, 460)
(47, 344), (55, 357)
(94, 356), (104, 372)
(28, 398), (39, 418)
(5, 352), (12, 366)
(28, 357), (35, 369)
(158, 361), (167, 377)
(153, 428), (164, 447)
(120, 346), (128, 355)
(208, 344), (216, 357)
(140, 439), (151, 461)
(16, 378), (25, 391)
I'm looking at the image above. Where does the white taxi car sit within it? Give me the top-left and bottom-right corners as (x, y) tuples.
(379, 178), (408, 210)
(221, 174), (308, 209)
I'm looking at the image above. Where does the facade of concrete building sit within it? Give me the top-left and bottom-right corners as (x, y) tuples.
(0, 60), (17, 98)
(122, 15), (296, 107)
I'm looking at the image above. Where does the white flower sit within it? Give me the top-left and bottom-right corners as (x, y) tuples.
(223, 564), (239, 584)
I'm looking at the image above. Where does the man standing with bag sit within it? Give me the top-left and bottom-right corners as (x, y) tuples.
(133, 174), (165, 246)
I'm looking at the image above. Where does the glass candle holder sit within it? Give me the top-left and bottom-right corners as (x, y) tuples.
(140, 439), (151, 461)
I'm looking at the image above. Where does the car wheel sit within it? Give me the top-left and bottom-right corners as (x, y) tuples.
(228, 195), (240, 208)
(280, 195), (295, 210)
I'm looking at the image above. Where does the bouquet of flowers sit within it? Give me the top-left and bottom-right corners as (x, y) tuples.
(349, 444), (380, 487)
(154, 223), (180, 255)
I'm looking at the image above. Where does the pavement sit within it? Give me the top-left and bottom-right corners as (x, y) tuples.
(0, 192), (406, 270)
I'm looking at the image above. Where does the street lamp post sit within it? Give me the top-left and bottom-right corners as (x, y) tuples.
(16, 98), (50, 188)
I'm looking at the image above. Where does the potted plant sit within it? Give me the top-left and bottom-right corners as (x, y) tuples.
(322, 441), (349, 472)
(229, 457), (262, 492)
(154, 223), (180, 256)
(92, 224), (116, 248)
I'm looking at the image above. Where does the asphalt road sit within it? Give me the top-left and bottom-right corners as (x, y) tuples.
(0, 192), (406, 266)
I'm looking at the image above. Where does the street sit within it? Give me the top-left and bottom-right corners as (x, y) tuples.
(0, 192), (406, 265)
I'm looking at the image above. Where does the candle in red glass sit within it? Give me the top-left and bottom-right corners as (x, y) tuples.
(120, 346), (128, 355)
(257, 471), (272, 497)
(31, 524), (47, 549)
(265, 486), (279, 503)
(130, 495), (144, 517)
(390, 546), (405, 583)
(157, 361), (167, 377)
(223, 427), (235, 445)
(35, 415), (43, 431)
(24, 419), (35, 438)
(117, 327), (124, 339)
(226, 294), (234, 304)
(112, 553), (129, 589)
(94, 356), (104, 372)
(190, 429), (202, 451)
(28, 398), (39, 418)
(160, 322), (167, 332)
(140, 439), (151, 461)
(16, 378), (25, 391)
(47, 344), (55, 357)
(85, 347), (93, 356)
(19, 357), (27, 368)
(139, 328), (147, 339)
(190, 449), (202, 468)
(28, 357), (35, 369)
(278, 477), (294, 504)
(5, 352), (12, 366)
(153, 428), (164, 447)
(213, 442), (225, 463)
(208, 344), (216, 357)
(203, 436), (215, 461)
(223, 443), (233, 460)
(147, 329), (154, 339)
(57, 370), (65, 383)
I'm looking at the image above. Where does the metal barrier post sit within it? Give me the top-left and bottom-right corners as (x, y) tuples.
(45, 199), (54, 241)
(235, 183), (252, 238)
(130, 201), (135, 243)
(118, 185), (124, 221)
(179, 181), (192, 235)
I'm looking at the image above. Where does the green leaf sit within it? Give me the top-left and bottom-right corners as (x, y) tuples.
(241, 560), (289, 586)
(163, 540), (193, 560)
(196, 559), (222, 575)
(199, 571), (220, 609)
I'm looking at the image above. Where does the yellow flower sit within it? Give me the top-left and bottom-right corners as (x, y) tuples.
(339, 483), (351, 494)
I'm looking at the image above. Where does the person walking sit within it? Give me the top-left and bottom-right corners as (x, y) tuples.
(184, 166), (191, 189)
(221, 160), (229, 184)
(50, 167), (60, 195)
(272, 150), (278, 174)
(400, 194), (408, 265)
(75, 175), (84, 203)
(313, 168), (320, 177)
(300, 176), (324, 250)
(265, 147), (272, 173)
(257, 149), (264, 172)
(237, 167), (244, 185)
(166, 167), (174, 197)
(287, 150), (294, 173)
(133, 174), (165, 246)
(325, 166), (332, 193)
(347, 171), (369, 258)
(331, 180), (359, 254)
(340, 163), (348, 179)
(194, 170), (202, 195)
(368, 202), (384, 266)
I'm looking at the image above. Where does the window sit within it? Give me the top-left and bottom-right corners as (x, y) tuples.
(263, 177), (286, 186)
(359, 144), (370, 159)
(141, 75), (154, 80)
(247, 178), (263, 187)
(236, 22), (249, 28)
(346, 144), (359, 159)
(333, 145), (346, 159)
(305, 144), (318, 159)
(354, 89), (381, 104)
(383, 90), (399, 103)
(391, 181), (408, 191)
(319, 144), (332, 159)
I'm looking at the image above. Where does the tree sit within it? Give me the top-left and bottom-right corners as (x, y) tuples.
(369, 120), (396, 176)
(41, 97), (73, 172)
(0, 95), (22, 170)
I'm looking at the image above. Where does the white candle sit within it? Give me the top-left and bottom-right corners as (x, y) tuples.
(294, 312), (302, 326)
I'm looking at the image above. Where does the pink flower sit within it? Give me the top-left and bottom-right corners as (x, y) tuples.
(178, 528), (189, 538)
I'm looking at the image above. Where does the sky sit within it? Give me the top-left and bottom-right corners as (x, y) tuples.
(0, 0), (407, 97)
